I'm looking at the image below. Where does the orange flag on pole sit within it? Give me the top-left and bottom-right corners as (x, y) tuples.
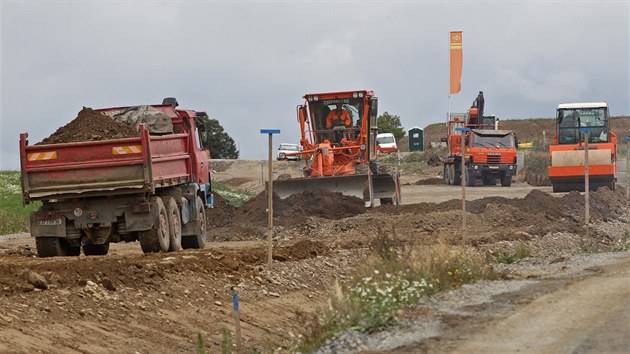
(449, 31), (463, 94)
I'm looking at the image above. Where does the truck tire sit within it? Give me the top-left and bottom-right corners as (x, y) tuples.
(182, 196), (208, 249)
(164, 197), (183, 252)
(82, 242), (110, 256)
(500, 174), (512, 187)
(451, 165), (461, 185)
(138, 197), (170, 253)
(466, 170), (475, 187)
(443, 165), (450, 185)
(36, 237), (79, 257)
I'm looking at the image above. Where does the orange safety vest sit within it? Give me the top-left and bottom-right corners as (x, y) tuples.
(326, 109), (351, 128)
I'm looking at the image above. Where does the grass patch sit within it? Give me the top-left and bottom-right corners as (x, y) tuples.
(296, 227), (495, 352)
(0, 171), (40, 234)
(212, 182), (256, 207)
(496, 242), (532, 264)
(523, 150), (550, 177)
(612, 229), (630, 252)
(378, 148), (446, 174)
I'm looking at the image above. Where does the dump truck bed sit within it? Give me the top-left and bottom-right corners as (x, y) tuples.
(20, 127), (192, 203)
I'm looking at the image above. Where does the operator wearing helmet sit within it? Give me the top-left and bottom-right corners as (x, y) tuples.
(325, 103), (352, 129)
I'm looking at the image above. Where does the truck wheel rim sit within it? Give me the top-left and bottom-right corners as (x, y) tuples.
(159, 213), (168, 238)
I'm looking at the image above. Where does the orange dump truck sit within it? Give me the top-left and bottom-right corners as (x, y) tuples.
(20, 98), (214, 257)
(443, 91), (518, 186)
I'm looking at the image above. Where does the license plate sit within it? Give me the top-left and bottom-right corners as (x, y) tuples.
(489, 166), (499, 169)
(38, 218), (62, 226)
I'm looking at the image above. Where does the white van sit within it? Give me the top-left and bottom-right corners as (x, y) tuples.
(376, 133), (398, 154)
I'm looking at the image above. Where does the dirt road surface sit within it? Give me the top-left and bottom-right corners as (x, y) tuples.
(1, 160), (628, 353)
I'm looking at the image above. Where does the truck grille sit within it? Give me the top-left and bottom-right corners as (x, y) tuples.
(487, 155), (501, 164)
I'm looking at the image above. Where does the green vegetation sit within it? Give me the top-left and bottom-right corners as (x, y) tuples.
(197, 333), (208, 354)
(296, 227), (496, 352)
(212, 181), (256, 207)
(378, 148), (446, 174)
(496, 242), (532, 264)
(522, 150), (549, 177)
(377, 112), (406, 141)
(612, 229), (630, 252)
(200, 117), (240, 159)
(0, 171), (40, 234)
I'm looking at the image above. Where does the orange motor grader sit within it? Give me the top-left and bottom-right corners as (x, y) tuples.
(274, 90), (401, 206)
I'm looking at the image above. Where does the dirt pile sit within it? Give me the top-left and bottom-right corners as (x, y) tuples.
(206, 193), (236, 227)
(413, 177), (444, 185)
(39, 107), (139, 145)
(230, 189), (365, 227)
(376, 187), (627, 239)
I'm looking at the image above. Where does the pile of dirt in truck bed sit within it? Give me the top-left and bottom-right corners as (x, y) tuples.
(39, 107), (139, 145)
(229, 189), (366, 227)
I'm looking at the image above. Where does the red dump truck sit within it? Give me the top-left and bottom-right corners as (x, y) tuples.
(20, 98), (214, 257)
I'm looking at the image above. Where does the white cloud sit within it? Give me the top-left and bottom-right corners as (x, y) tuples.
(1, 1), (628, 170)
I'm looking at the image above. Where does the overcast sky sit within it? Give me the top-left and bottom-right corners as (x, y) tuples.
(1, 1), (628, 170)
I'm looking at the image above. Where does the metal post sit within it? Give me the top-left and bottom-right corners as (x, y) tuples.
(232, 288), (242, 353)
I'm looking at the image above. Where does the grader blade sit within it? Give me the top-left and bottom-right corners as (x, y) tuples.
(273, 175), (369, 200)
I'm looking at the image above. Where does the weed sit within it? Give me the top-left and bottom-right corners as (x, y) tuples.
(522, 151), (550, 177)
(197, 333), (208, 354)
(296, 229), (495, 352)
(0, 171), (40, 234)
(612, 229), (630, 252)
(496, 242), (532, 264)
(212, 181), (256, 207)
(220, 328), (233, 354)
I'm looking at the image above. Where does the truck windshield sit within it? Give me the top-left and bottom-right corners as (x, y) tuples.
(557, 108), (608, 144)
(471, 133), (514, 148)
(377, 136), (395, 144)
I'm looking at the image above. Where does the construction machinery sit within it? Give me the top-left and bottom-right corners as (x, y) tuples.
(443, 91), (518, 186)
(548, 102), (617, 192)
(20, 98), (213, 257)
(274, 90), (401, 206)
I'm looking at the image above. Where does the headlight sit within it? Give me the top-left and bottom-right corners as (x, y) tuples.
(474, 165), (479, 170)
(358, 92), (364, 98)
(353, 92), (358, 98)
(360, 144), (366, 150)
(307, 97), (313, 102)
(313, 96), (319, 101)
(509, 165), (514, 170)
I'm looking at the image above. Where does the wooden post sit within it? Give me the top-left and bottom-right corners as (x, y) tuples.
(455, 127), (470, 241)
(461, 133), (466, 233)
(260, 129), (280, 268)
(625, 137), (630, 218)
(581, 128), (591, 239)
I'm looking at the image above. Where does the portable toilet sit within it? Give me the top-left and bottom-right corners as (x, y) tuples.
(408, 127), (424, 152)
